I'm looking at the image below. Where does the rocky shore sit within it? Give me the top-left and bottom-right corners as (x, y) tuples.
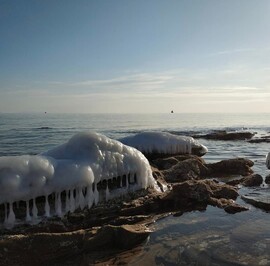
(1, 151), (266, 266)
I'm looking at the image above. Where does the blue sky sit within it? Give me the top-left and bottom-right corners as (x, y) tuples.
(1, 0), (270, 113)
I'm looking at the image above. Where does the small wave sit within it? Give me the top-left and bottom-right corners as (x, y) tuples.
(36, 127), (52, 130)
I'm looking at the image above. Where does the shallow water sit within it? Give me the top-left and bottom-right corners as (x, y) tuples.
(0, 113), (270, 265)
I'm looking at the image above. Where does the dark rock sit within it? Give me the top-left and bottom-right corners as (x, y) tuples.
(154, 156), (254, 182)
(245, 174), (263, 187)
(226, 174), (263, 187)
(265, 174), (270, 184)
(163, 179), (241, 212)
(209, 198), (249, 214)
(248, 136), (270, 143)
(192, 131), (255, 141)
(241, 189), (270, 211)
(206, 158), (254, 176)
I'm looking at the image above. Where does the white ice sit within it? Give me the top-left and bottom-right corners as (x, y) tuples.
(119, 132), (208, 155)
(0, 132), (156, 228)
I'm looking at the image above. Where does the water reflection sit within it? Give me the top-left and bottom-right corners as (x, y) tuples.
(129, 206), (270, 265)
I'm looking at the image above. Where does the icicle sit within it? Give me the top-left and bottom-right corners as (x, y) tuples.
(70, 189), (75, 212)
(86, 185), (94, 208)
(75, 188), (80, 209)
(79, 188), (85, 209)
(4, 203), (7, 224)
(32, 198), (38, 219)
(26, 200), (31, 222)
(55, 192), (62, 216)
(65, 190), (70, 213)
(126, 175), (129, 189)
(105, 183), (110, 201)
(6, 202), (16, 226)
(45, 195), (50, 217)
(94, 182), (99, 206)
(129, 173), (135, 183)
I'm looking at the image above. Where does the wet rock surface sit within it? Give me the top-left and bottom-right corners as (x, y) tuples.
(0, 154), (261, 265)
(241, 189), (270, 211)
(192, 131), (255, 141)
(226, 174), (263, 187)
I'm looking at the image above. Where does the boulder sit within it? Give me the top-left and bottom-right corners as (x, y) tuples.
(152, 156), (254, 182)
(206, 158), (254, 176)
(0, 224), (151, 266)
(162, 179), (244, 213)
(265, 174), (270, 184)
(226, 174), (263, 187)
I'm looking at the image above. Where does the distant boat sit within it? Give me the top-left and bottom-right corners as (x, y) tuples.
(171, 110), (174, 113)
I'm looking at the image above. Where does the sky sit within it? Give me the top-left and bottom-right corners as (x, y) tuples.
(1, 0), (270, 113)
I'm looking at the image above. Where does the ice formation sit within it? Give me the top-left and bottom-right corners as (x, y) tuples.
(0, 132), (156, 228)
(119, 132), (208, 156)
(266, 152), (270, 169)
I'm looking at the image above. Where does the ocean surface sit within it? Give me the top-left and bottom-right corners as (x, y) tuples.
(0, 112), (270, 265)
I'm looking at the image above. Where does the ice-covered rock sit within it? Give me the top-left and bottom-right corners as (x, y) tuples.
(0, 132), (156, 228)
(118, 132), (208, 157)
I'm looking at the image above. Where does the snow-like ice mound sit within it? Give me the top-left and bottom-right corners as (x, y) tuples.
(119, 132), (208, 156)
(0, 132), (156, 228)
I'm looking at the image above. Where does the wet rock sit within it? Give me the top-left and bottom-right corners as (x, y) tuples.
(265, 174), (270, 184)
(163, 179), (243, 213)
(192, 131), (255, 141)
(241, 189), (270, 211)
(153, 156), (254, 182)
(209, 198), (249, 214)
(248, 136), (270, 143)
(0, 224), (151, 266)
(206, 158), (254, 176)
(161, 158), (205, 182)
(226, 174), (263, 187)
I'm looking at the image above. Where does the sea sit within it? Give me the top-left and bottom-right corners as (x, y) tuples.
(0, 112), (270, 265)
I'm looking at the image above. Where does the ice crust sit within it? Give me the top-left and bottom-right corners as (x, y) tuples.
(0, 132), (155, 228)
(119, 132), (208, 155)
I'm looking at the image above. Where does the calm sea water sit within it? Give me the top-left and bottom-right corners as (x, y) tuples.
(0, 112), (269, 175)
(1, 113), (270, 265)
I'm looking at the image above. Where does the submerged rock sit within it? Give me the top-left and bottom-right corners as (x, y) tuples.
(192, 131), (255, 141)
(226, 174), (263, 187)
(0, 224), (151, 266)
(241, 189), (270, 211)
(206, 158), (254, 177)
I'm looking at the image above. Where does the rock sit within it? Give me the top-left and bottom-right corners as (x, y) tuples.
(209, 198), (249, 214)
(226, 174), (263, 187)
(162, 159), (203, 182)
(265, 174), (270, 184)
(241, 189), (270, 211)
(0, 224), (151, 266)
(162, 179), (242, 213)
(151, 166), (169, 192)
(206, 158), (254, 176)
(248, 136), (270, 143)
(155, 156), (254, 182)
(192, 131), (255, 141)
(84, 224), (151, 250)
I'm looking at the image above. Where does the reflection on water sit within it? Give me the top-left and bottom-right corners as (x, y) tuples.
(129, 206), (270, 265)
